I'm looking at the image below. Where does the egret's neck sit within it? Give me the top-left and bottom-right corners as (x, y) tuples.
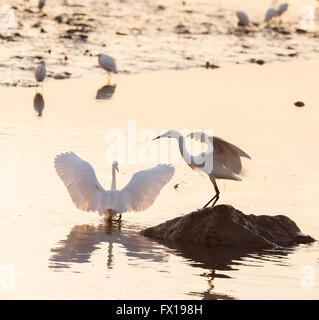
(177, 134), (192, 164)
(111, 165), (117, 190)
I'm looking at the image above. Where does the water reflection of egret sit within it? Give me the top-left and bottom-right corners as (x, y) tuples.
(33, 92), (45, 116)
(49, 222), (168, 270)
(165, 240), (292, 300)
(96, 84), (116, 100)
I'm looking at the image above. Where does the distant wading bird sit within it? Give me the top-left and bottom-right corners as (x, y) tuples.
(98, 53), (117, 83)
(277, 3), (288, 17)
(153, 130), (251, 208)
(54, 152), (174, 221)
(264, 8), (278, 24)
(236, 11), (250, 27)
(264, 3), (288, 25)
(38, 0), (46, 10)
(34, 60), (46, 87)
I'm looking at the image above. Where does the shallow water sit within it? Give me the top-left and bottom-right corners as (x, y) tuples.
(0, 64), (319, 299)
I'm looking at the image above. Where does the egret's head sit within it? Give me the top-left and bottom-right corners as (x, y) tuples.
(112, 160), (119, 172)
(39, 60), (45, 65)
(152, 130), (181, 140)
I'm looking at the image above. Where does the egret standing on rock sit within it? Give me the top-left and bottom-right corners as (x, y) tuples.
(54, 152), (174, 221)
(34, 60), (46, 87)
(153, 130), (251, 208)
(98, 53), (117, 83)
(236, 11), (250, 27)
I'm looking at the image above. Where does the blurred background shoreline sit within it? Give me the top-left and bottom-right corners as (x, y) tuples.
(1, 0), (319, 87)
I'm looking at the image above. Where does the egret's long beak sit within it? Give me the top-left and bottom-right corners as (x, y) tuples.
(116, 166), (119, 172)
(152, 136), (161, 141)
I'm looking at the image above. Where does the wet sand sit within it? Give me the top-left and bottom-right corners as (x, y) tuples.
(0, 61), (319, 299)
(1, 0), (319, 86)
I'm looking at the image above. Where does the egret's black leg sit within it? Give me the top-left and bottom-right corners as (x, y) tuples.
(202, 176), (220, 208)
(202, 194), (217, 208)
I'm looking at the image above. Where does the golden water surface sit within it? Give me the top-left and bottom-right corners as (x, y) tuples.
(0, 62), (319, 299)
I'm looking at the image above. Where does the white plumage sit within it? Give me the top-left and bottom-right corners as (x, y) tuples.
(98, 53), (117, 74)
(153, 130), (250, 207)
(277, 3), (288, 17)
(34, 60), (46, 84)
(236, 11), (250, 27)
(188, 132), (251, 181)
(38, 0), (46, 10)
(54, 152), (174, 219)
(264, 8), (278, 23)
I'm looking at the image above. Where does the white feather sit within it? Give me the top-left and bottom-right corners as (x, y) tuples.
(98, 54), (117, 73)
(236, 11), (249, 26)
(54, 152), (174, 216)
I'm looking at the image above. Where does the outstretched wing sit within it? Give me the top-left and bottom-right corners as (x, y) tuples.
(212, 136), (251, 176)
(114, 164), (175, 213)
(212, 136), (251, 158)
(188, 132), (251, 178)
(54, 152), (110, 214)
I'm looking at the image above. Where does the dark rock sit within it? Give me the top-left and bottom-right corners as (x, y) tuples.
(55, 14), (69, 24)
(204, 62), (220, 69)
(96, 84), (116, 100)
(48, 72), (71, 80)
(271, 27), (291, 35)
(116, 31), (128, 36)
(249, 58), (265, 65)
(32, 22), (41, 28)
(141, 205), (315, 249)
(175, 24), (191, 34)
(256, 59), (265, 65)
(294, 101), (305, 107)
(296, 28), (307, 34)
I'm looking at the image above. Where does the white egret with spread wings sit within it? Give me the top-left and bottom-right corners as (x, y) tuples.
(55, 152), (174, 221)
(153, 130), (251, 207)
